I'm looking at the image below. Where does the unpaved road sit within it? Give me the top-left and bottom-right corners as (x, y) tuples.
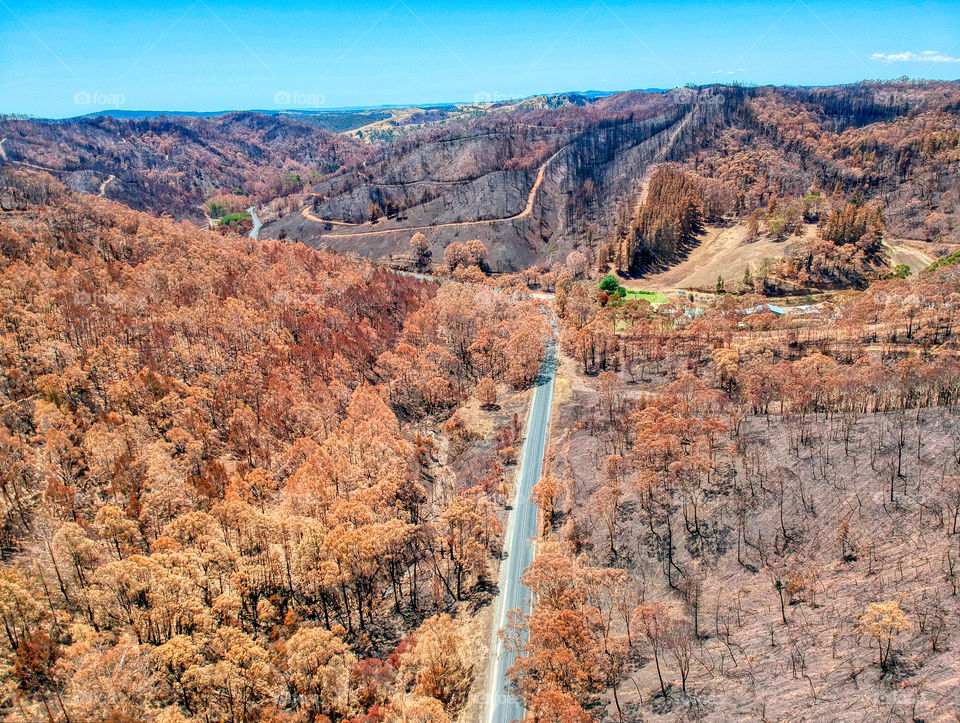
(299, 147), (566, 237)
(98, 174), (115, 197)
(301, 107), (687, 240)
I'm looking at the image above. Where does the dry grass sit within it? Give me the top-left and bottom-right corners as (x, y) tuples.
(624, 223), (804, 295)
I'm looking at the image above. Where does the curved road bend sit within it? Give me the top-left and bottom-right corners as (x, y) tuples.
(485, 322), (558, 723)
(248, 206), (262, 240)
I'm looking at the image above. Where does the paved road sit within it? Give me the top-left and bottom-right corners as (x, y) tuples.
(381, 268), (557, 722)
(484, 322), (558, 723)
(247, 206), (262, 240)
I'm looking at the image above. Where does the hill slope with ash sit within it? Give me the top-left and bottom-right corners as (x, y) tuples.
(4, 82), (959, 274)
(265, 81), (960, 272)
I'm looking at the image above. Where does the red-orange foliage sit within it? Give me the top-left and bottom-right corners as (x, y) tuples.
(0, 169), (549, 722)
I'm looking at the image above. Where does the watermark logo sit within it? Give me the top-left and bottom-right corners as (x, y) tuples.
(473, 91), (514, 105)
(73, 290), (122, 306)
(274, 91), (325, 108)
(73, 91), (126, 107)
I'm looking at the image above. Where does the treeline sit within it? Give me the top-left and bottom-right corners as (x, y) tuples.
(781, 200), (887, 288)
(608, 163), (891, 290)
(559, 264), (960, 395)
(608, 166), (706, 273)
(693, 82), (960, 242)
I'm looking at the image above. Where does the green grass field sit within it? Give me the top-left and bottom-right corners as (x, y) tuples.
(623, 289), (670, 305)
(217, 211), (252, 227)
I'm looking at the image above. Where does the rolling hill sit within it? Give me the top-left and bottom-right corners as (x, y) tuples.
(266, 81), (960, 273)
(3, 81), (959, 276)
(0, 112), (373, 222)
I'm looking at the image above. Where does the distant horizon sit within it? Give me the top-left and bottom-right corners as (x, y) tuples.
(3, 0), (958, 117)
(8, 78), (960, 121)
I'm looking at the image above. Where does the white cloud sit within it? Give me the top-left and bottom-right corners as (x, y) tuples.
(870, 50), (960, 63)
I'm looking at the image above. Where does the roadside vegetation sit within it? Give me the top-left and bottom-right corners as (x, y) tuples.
(928, 248), (960, 270)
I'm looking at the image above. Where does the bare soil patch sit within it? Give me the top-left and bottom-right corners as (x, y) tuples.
(626, 222), (803, 295)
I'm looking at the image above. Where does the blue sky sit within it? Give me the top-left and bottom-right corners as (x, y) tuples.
(1, 0), (959, 117)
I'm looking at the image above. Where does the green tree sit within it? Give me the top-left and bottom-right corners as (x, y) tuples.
(205, 201), (227, 219)
(599, 275), (620, 294)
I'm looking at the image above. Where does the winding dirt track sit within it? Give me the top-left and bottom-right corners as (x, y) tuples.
(98, 174), (115, 197)
(3, 156), (56, 172)
(0, 138), (6, 161)
(299, 146), (566, 237)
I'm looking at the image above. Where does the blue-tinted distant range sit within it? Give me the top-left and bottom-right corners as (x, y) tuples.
(1, 0), (958, 117)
